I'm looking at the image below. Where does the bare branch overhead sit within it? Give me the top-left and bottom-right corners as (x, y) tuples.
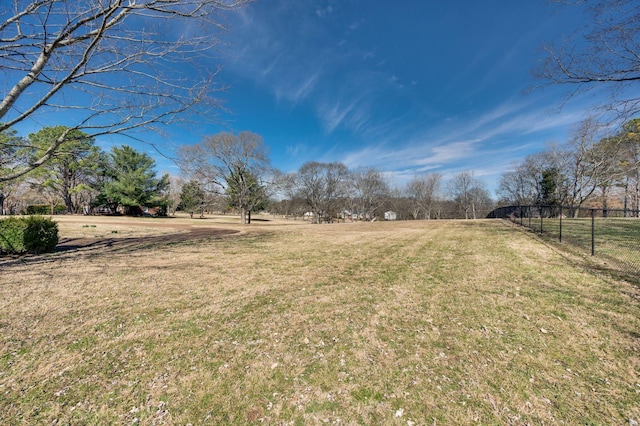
(0, 0), (251, 182)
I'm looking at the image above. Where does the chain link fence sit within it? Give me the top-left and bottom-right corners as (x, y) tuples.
(489, 205), (640, 277)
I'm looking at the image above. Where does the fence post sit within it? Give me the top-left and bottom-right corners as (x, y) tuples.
(559, 206), (562, 243)
(591, 208), (595, 256)
(520, 205), (523, 227)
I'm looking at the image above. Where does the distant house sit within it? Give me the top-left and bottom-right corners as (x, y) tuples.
(384, 211), (397, 221)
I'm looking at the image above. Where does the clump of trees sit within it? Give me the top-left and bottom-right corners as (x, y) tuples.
(447, 171), (493, 220)
(497, 118), (640, 214)
(270, 162), (493, 222)
(11, 117), (639, 223)
(405, 173), (442, 220)
(0, 126), (169, 216)
(1, 124), (503, 221)
(178, 131), (273, 224)
(24, 126), (102, 214)
(178, 181), (207, 218)
(282, 161), (351, 224)
(94, 146), (169, 216)
(172, 132), (497, 223)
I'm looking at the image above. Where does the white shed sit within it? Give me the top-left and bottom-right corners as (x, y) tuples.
(384, 211), (397, 221)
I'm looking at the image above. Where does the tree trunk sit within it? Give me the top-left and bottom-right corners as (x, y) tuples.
(63, 167), (73, 213)
(636, 179), (640, 217)
(623, 179), (629, 217)
(573, 208), (580, 219)
(64, 192), (73, 214)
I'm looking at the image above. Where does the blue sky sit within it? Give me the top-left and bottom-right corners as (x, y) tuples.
(175, 0), (601, 195)
(10, 0), (605, 195)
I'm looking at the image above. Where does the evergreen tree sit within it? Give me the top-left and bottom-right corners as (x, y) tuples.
(26, 126), (100, 213)
(179, 180), (206, 218)
(96, 145), (169, 215)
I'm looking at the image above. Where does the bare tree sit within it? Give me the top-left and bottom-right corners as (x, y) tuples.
(405, 178), (423, 220)
(498, 117), (633, 213)
(384, 185), (411, 221)
(497, 161), (539, 206)
(561, 118), (614, 212)
(292, 161), (350, 224)
(616, 118), (640, 213)
(178, 131), (271, 225)
(166, 175), (185, 216)
(351, 167), (389, 221)
(406, 173), (441, 219)
(0, 0), (250, 182)
(447, 171), (491, 219)
(537, 0), (640, 118)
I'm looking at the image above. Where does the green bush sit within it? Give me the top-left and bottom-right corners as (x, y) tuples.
(25, 205), (66, 215)
(0, 216), (59, 254)
(0, 217), (24, 253)
(26, 205), (50, 215)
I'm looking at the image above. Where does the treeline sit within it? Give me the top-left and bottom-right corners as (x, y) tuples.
(1, 128), (496, 221)
(496, 118), (640, 214)
(0, 126), (169, 216)
(175, 132), (494, 223)
(2, 118), (639, 223)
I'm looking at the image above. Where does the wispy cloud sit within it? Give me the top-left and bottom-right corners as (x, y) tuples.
(225, 1), (407, 135)
(225, 2), (328, 105)
(315, 5), (334, 18)
(219, 1), (605, 195)
(335, 91), (596, 189)
(286, 143), (303, 157)
(274, 72), (321, 104)
(317, 96), (365, 133)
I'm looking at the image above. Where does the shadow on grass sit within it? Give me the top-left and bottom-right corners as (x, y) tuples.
(0, 227), (239, 268)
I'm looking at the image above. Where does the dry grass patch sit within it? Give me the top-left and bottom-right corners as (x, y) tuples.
(1, 219), (639, 425)
(54, 215), (192, 239)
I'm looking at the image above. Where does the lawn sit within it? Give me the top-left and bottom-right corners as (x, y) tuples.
(1, 216), (639, 425)
(522, 216), (640, 273)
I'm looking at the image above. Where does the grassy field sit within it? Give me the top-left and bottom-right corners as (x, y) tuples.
(521, 216), (640, 274)
(1, 215), (639, 425)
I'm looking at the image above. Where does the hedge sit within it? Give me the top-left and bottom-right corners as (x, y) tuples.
(0, 216), (59, 254)
(25, 205), (66, 215)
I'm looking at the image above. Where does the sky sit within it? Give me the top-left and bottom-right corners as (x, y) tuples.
(168, 0), (602, 195)
(8, 0), (609, 196)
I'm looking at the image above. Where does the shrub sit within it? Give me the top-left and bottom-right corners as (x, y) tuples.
(0, 216), (59, 254)
(26, 205), (50, 215)
(0, 217), (24, 253)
